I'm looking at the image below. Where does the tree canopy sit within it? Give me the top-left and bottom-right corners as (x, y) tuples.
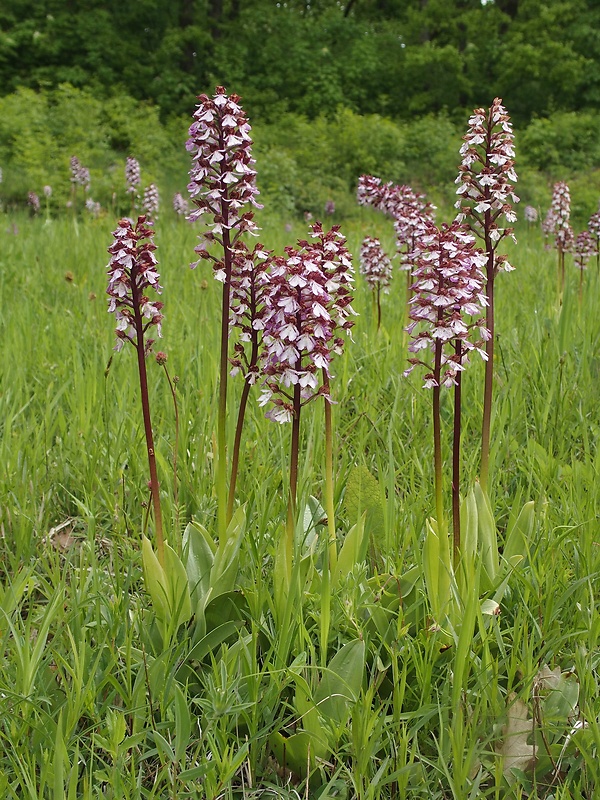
(1, 0), (598, 123)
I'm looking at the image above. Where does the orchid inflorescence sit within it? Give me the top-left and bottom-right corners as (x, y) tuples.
(187, 85), (262, 267)
(27, 191), (40, 214)
(172, 192), (190, 217)
(359, 237), (393, 292)
(142, 184), (160, 219)
(393, 186), (436, 271)
(70, 156), (90, 190)
(455, 97), (518, 271)
(228, 243), (273, 381)
(405, 221), (490, 389)
(259, 223), (355, 423)
(550, 181), (574, 252)
(106, 216), (163, 355)
(126, 156), (141, 195)
(573, 230), (597, 271)
(588, 210), (600, 240)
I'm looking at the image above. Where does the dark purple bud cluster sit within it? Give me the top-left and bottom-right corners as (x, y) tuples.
(106, 216), (163, 354)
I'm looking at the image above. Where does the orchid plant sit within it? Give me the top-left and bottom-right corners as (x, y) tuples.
(405, 221), (489, 560)
(187, 86), (262, 539)
(548, 181), (574, 299)
(573, 229), (597, 303)
(259, 222), (355, 564)
(359, 236), (392, 330)
(455, 97), (518, 491)
(106, 215), (165, 563)
(587, 209), (600, 272)
(125, 156), (141, 213)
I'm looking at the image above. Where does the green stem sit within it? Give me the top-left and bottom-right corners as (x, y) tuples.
(432, 337), (444, 528)
(322, 370), (337, 571)
(287, 383), (302, 544)
(480, 236), (495, 493)
(452, 339), (462, 565)
(161, 363), (180, 536)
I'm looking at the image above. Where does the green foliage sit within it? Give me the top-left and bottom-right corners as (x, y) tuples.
(0, 215), (599, 796)
(0, 84), (177, 208)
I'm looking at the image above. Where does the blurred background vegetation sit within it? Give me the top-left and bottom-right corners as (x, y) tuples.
(2, 0), (600, 220)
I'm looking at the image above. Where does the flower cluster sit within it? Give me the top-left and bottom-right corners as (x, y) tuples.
(394, 186), (436, 270)
(573, 230), (597, 271)
(187, 86), (262, 265)
(27, 191), (40, 213)
(357, 174), (402, 218)
(524, 205), (538, 223)
(172, 192), (190, 216)
(43, 185), (52, 198)
(229, 243), (273, 384)
(125, 156), (141, 195)
(142, 184), (160, 218)
(405, 221), (490, 388)
(455, 97), (519, 270)
(106, 216), (163, 354)
(70, 156), (90, 190)
(359, 237), (393, 292)
(549, 182), (573, 252)
(85, 198), (102, 217)
(259, 223), (355, 423)
(588, 210), (600, 240)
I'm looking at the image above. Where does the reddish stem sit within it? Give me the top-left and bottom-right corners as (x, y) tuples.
(131, 278), (164, 564)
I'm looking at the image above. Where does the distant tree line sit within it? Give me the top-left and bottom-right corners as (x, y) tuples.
(1, 0), (598, 123)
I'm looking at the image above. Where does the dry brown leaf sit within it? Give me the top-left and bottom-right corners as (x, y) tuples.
(498, 692), (536, 779)
(47, 519), (78, 551)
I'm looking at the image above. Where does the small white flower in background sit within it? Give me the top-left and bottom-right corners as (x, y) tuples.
(85, 198), (102, 217)
(172, 192), (190, 216)
(142, 184), (160, 219)
(573, 230), (597, 271)
(359, 237), (393, 292)
(523, 205), (538, 223)
(27, 191), (40, 214)
(550, 182), (573, 252)
(125, 156), (141, 195)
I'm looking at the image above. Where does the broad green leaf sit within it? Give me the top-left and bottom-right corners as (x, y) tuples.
(314, 639), (365, 726)
(269, 731), (324, 778)
(164, 542), (192, 628)
(302, 495), (325, 553)
(186, 621), (241, 663)
(344, 465), (385, 554)
(474, 483), (498, 588)
(173, 683), (192, 763)
(211, 506), (245, 596)
(333, 515), (368, 587)
(273, 524), (292, 625)
(503, 500), (535, 568)
(461, 488), (478, 561)
(182, 522), (214, 603)
(141, 536), (168, 622)
(142, 537), (191, 630)
(422, 518), (452, 622)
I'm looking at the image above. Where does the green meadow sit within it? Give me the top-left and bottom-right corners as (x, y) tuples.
(0, 209), (598, 798)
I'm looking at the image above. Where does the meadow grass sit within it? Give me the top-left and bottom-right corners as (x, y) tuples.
(0, 210), (598, 799)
